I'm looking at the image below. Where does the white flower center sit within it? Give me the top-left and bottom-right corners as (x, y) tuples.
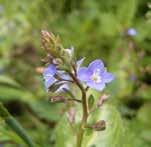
(91, 69), (102, 83)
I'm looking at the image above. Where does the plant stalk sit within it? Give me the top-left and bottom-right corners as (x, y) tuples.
(76, 90), (88, 147)
(69, 73), (88, 147)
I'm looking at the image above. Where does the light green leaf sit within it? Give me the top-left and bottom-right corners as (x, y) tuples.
(83, 104), (127, 147)
(54, 104), (127, 147)
(0, 86), (36, 103)
(136, 86), (151, 100)
(29, 100), (64, 122)
(88, 94), (95, 110)
(0, 121), (26, 146)
(0, 75), (36, 103)
(0, 75), (20, 88)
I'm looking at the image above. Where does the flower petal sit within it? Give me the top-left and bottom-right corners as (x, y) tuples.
(61, 74), (71, 80)
(86, 81), (106, 91)
(88, 59), (104, 72)
(55, 83), (69, 93)
(44, 77), (56, 90)
(57, 71), (71, 80)
(77, 67), (92, 82)
(127, 28), (137, 36)
(102, 72), (114, 83)
(43, 64), (56, 77)
(76, 57), (85, 71)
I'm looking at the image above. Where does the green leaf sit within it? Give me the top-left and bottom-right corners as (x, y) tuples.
(54, 104), (127, 147)
(83, 104), (127, 147)
(0, 75), (36, 103)
(0, 122), (26, 146)
(54, 115), (76, 147)
(0, 103), (34, 147)
(88, 95), (95, 110)
(137, 103), (151, 128)
(0, 75), (20, 88)
(29, 100), (64, 122)
(116, 0), (137, 26)
(0, 86), (36, 103)
(136, 86), (151, 100)
(124, 103), (151, 147)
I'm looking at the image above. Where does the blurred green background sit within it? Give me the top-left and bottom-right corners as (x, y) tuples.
(0, 0), (151, 146)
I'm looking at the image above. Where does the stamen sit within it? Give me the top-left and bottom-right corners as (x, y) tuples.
(91, 69), (102, 83)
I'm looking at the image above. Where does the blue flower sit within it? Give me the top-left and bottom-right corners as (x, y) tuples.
(43, 64), (70, 92)
(43, 64), (57, 90)
(77, 59), (114, 91)
(127, 28), (137, 36)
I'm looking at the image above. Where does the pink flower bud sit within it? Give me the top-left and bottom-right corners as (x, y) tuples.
(50, 96), (66, 102)
(92, 120), (106, 131)
(67, 107), (76, 123)
(97, 94), (109, 107)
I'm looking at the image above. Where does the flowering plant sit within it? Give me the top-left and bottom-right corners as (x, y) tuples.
(41, 30), (114, 147)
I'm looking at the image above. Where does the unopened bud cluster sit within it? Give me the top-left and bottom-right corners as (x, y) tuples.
(41, 30), (74, 70)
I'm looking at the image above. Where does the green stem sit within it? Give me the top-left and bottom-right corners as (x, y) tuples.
(0, 102), (35, 147)
(69, 73), (88, 147)
(76, 90), (88, 147)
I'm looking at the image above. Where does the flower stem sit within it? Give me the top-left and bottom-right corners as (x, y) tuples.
(76, 90), (88, 147)
(69, 73), (88, 147)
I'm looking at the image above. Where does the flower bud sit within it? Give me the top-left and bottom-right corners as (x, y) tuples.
(67, 107), (76, 123)
(41, 30), (63, 58)
(64, 47), (74, 60)
(92, 120), (106, 131)
(35, 67), (44, 74)
(52, 58), (63, 65)
(60, 47), (75, 66)
(50, 96), (66, 103)
(97, 94), (109, 107)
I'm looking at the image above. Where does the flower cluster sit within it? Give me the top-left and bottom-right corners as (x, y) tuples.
(43, 58), (114, 92)
(43, 57), (84, 92)
(41, 30), (115, 146)
(41, 30), (114, 93)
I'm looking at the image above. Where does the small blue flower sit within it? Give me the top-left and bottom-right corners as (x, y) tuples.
(77, 59), (114, 91)
(127, 28), (137, 36)
(43, 64), (57, 90)
(43, 64), (70, 91)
